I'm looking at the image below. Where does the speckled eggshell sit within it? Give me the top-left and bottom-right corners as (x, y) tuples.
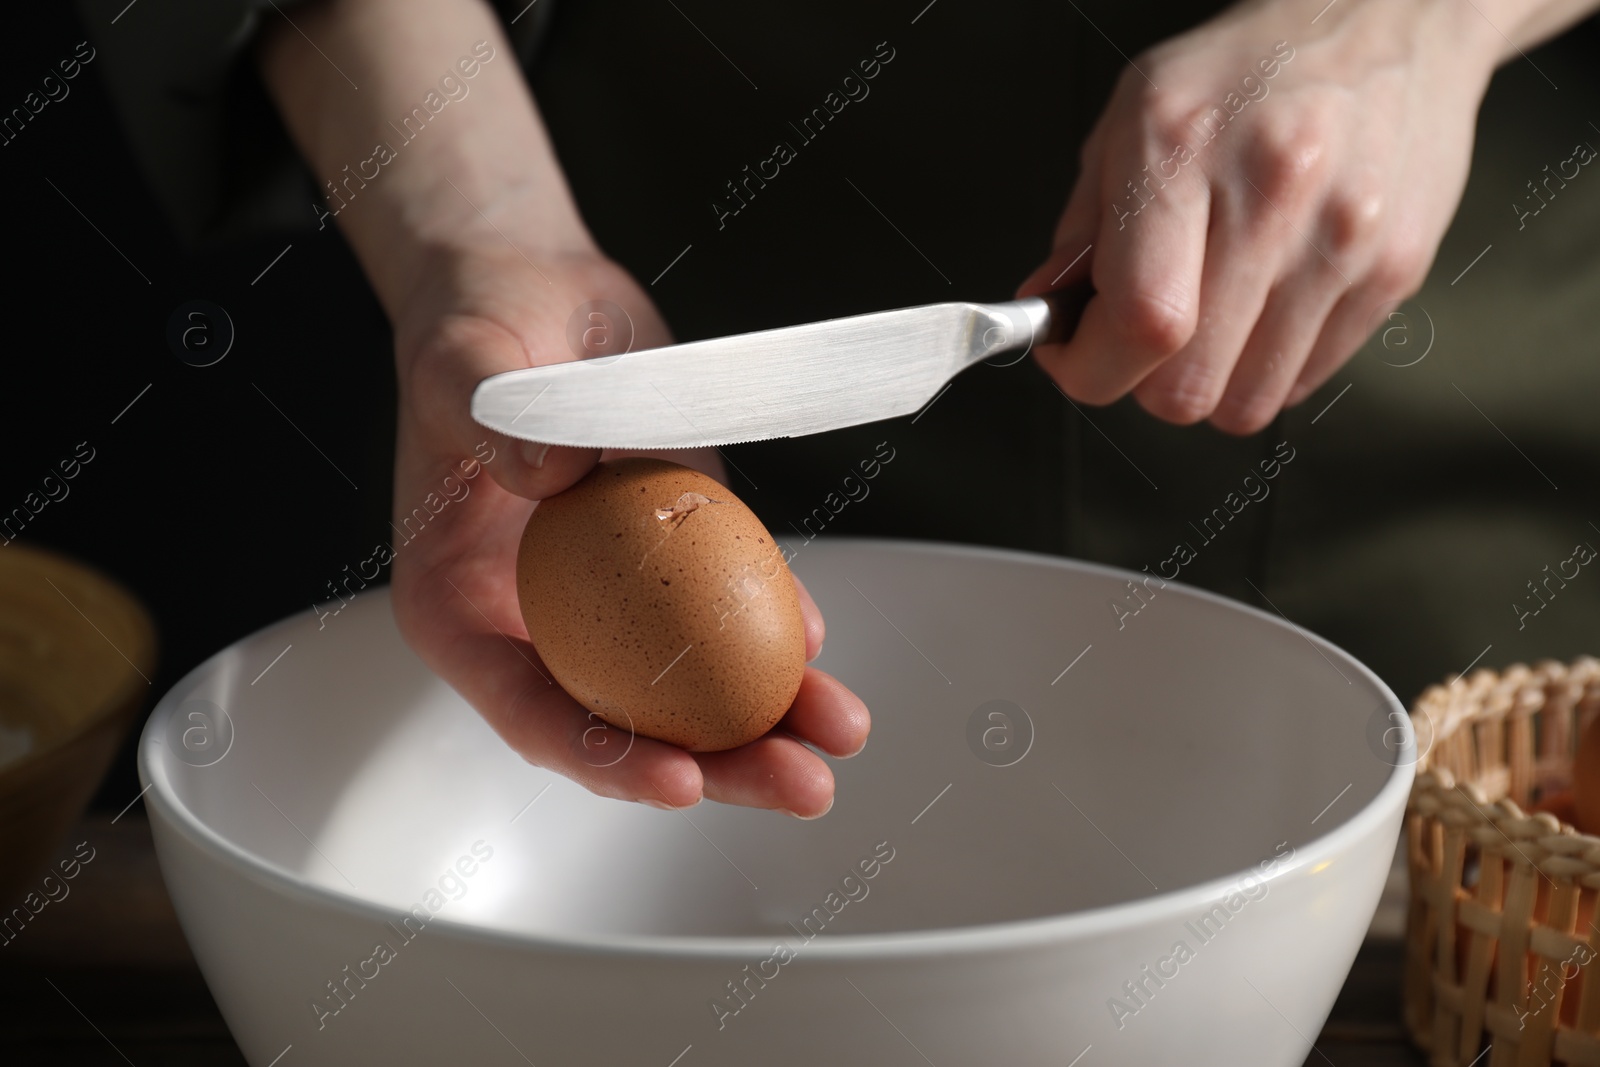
(516, 458), (806, 752)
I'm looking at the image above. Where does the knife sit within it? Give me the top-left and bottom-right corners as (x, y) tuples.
(471, 283), (1091, 449)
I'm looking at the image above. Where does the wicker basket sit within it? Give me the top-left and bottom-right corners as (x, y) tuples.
(1405, 657), (1600, 1066)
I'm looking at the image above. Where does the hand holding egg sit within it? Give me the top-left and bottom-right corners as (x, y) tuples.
(385, 247), (868, 818)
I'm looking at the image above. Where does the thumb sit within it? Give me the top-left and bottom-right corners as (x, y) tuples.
(405, 314), (600, 502)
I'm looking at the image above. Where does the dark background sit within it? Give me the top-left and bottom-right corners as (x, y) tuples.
(1, 0), (1598, 821)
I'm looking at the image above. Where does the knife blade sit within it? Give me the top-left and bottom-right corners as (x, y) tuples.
(471, 284), (1090, 449)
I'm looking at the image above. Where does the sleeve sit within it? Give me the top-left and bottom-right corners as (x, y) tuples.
(73, 0), (558, 250)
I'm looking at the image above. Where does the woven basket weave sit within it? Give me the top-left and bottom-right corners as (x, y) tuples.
(1405, 657), (1600, 1066)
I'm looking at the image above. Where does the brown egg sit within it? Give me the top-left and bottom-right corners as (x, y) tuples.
(1573, 714), (1600, 834)
(516, 458), (806, 752)
(1534, 788), (1578, 827)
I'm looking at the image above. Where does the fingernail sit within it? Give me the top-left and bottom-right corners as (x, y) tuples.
(840, 740), (867, 759)
(784, 796), (834, 820)
(641, 795), (700, 810)
(523, 441), (552, 468)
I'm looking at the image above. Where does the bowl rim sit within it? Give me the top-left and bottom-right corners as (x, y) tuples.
(0, 540), (157, 781)
(140, 536), (1414, 961)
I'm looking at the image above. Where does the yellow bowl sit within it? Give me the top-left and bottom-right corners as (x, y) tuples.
(0, 543), (156, 904)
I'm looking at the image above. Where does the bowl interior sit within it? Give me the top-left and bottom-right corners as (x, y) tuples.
(145, 539), (1402, 944)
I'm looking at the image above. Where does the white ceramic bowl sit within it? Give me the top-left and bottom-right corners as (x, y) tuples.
(141, 539), (1413, 1067)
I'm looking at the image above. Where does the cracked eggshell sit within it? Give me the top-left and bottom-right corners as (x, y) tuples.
(516, 458), (806, 752)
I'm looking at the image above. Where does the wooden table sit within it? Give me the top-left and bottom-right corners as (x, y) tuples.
(0, 813), (1428, 1065)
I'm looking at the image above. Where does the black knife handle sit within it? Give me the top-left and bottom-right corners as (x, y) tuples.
(1037, 280), (1095, 347)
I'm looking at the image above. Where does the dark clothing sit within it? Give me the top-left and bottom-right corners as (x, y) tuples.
(79, 0), (1600, 704)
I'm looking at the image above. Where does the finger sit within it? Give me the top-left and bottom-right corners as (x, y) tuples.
(391, 552), (705, 808)
(1035, 141), (1209, 403)
(1129, 184), (1289, 423)
(778, 666), (870, 758)
(1017, 121), (1107, 298)
(1288, 234), (1433, 405)
(1285, 285), (1387, 405)
(407, 313), (600, 500)
(695, 733), (835, 818)
(1208, 264), (1346, 434)
(792, 574), (824, 662)
(1137, 103), (1349, 423)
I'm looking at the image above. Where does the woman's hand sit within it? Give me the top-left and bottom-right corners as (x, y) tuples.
(1019, 0), (1503, 432)
(259, 0), (868, 816)
(387, 245), (870, 815)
